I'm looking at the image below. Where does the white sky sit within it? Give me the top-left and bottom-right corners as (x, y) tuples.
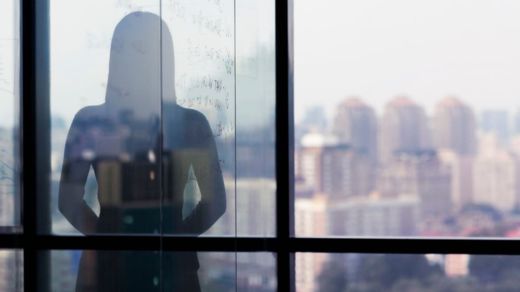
(294, 0), (520, 121)
(0, 0), (18, 128)
(6, 1), (518, 126)
(49, 0), (273, 126)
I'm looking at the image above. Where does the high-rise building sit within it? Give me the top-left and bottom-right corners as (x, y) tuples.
(327, 194), (420, 236)
(333, 97), (378, 164)
(207, 177), (276, 237)
(432, 97), (476, 210)
(512, 110), (520, 137)
(295, 133), (374, 199)
(433, 97), (477, 156)
(379, 96), (431, 164)
(444, 254), (470, 278)
(480, 110), (510, 146)
(473, 134), (520, 211)
(296, 106), (328, 147)
(295, 195), (328, 292)
(378, 150), (452, 219)
(438, 150), (474, 209)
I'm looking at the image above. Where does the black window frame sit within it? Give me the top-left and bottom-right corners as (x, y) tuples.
(4, 0), (519, 291)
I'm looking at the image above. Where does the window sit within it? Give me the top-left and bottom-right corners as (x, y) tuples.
(293, 0), (520, 290)
(5, 0), (520, 291)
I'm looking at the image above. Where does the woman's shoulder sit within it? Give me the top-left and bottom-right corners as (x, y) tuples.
(71, 104), (107, 128)
(164, 103), (209, 125)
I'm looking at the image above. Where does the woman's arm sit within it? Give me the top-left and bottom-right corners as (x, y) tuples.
(58, 112), (99, 235)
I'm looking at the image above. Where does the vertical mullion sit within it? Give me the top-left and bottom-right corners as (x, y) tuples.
(21, 0), (38, 290)
(22, 0), (51, 291)
(275, 0), (294, 290)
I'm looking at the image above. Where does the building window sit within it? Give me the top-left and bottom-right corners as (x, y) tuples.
(3, 0), (519, 291)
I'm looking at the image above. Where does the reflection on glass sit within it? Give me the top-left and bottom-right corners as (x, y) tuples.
(50, 250), (161, 291)
(50, 251), (275, 292)
(236, 253), (276, 291)
(0, 250), (22, 292)
(51, 0), (236, 237)
(295, 0), (520, 238)
(58, 12), (226, 291)
(0, 0), (20, 228)
(235, 0), (276, 237)
(297, 253), (520, 292)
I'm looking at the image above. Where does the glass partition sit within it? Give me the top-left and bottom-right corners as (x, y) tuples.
(45, 0), (276, 290)
(50, 0), (236, 236)
(48, 250), (275, 292)
(0, 0), (21, 229)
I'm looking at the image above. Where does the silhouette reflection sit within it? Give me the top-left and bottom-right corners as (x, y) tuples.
(58, 12), (226, 291)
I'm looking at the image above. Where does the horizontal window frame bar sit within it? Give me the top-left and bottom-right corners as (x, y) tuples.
(290, 238), (520, 255)
(2, 234), (520, 254)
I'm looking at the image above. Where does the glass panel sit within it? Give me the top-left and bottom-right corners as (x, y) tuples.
(47, 251), (276, 292)
(0, 250), (23, 292)
(237, 253), (276, 291)
(235, 0), (276, 237)
(50, 1), (236, 236)
(294, 0), (520, 237)
(50, 1), (163, 235)
(160, 0), (235, 237)
(296, 253), (520, 292)
(49, 250), (161, 291)
(0, 0), (20, 229)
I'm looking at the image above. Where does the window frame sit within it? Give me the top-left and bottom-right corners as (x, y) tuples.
(6, 0), (518, 291)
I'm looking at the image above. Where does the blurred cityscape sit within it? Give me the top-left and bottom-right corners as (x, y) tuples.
(295, 96), (520, 291)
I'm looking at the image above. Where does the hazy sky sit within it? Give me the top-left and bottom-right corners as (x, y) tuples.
(49, 0), (272, 127)
(5, 1), (520, 127)
(0, 0), (18, 128)
(294, 0), (520, 121)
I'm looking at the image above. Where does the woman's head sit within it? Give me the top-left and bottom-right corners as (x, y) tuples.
(105, 12), (176, 119)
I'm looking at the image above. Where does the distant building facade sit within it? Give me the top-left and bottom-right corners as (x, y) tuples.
(333, 97), (378, 164)
(379, 96), (431, 164)
(473, 135), (520, 211)
(433, 97), (476, 156)
(295, 133), (374, 199)
(378, 151), (452, 219)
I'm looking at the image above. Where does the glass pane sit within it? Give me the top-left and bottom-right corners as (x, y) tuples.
(160, 0), (235, 237)
(0, 0), (20, 229)
(47, 251), (276, 292)
(49, 250), (161, 291)
(294, 0), (520, 237)
(237, 253), (276, 291)
(50, 1), (236, 236)
(296, 253), (520, 292)
(235, 0), (276, 237)
(50, 2), (163, 235)
(0, 250), (23, 292)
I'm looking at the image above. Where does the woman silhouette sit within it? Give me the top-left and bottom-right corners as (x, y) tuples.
(58, 12), (226, 291)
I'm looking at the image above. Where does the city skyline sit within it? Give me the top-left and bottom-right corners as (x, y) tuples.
(298, 95), (520, 139)
(295, 0), (520, 122)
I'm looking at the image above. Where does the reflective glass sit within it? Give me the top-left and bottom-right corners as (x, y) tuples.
(236, 253), (276, 291)
(294, 0), (520, 237)
(50, 0), (236, 237)
(50, 1), (163, 235)
(296, 252), (520, 292)
(235, 0), (276, 237)
(49, 250), (161, 291)
(0, 250), (22, 292)
(0, 0), (20, 229)
(48, 251), (274, 292)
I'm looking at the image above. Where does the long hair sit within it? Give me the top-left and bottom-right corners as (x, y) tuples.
(105, 12), (176, 120)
